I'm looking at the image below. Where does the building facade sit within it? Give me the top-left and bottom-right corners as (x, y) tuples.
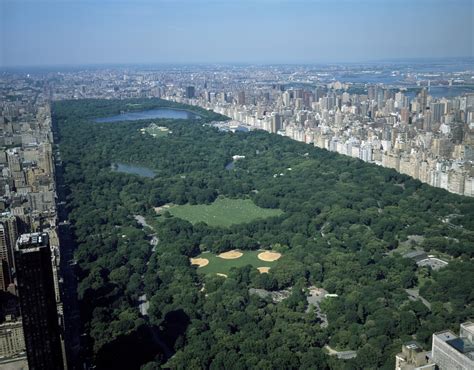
(432, 322), (474, 370)
(0, 317), (26, 359)
(14, 232), (64, 370)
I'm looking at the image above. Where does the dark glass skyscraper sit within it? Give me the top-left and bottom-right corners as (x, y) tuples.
(186, 86), (195, 99)
(14, 233), (64, 370)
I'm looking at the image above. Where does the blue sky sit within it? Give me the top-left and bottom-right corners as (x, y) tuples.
(1, 0), (473, 66)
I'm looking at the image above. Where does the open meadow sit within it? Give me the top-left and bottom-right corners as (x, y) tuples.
(167, 197), (283, 227)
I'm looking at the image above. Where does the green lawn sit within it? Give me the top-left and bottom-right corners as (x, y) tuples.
(143, 124), (170, 138)
(195, 250), (279, 275)
(167, 197), (283, 227)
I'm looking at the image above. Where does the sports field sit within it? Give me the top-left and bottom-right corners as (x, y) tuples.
(191, 250), (282, 276)
(168, 197), (283, 227)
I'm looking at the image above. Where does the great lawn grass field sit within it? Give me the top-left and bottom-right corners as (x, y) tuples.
(143, 124), (170, 138)
(195, 251), (279, 275)
(167, 197), (283, 227)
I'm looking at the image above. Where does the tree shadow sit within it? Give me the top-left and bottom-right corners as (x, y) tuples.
(95, 309), (191, 370)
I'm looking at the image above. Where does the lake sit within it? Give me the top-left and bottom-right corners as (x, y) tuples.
(112, 163), (155, 178)
(95, 108), (201, 123)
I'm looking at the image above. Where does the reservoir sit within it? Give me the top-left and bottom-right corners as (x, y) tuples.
(112, 163), (155, 178)
(95, 108), (201, 123)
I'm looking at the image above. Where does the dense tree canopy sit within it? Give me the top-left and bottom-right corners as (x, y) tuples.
(53, 98), (474, 369)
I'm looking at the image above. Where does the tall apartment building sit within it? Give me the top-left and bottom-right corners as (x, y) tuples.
(0, 216), (19, 291)
(0, 316), (26, 359)
(14, 232), (64, 370)
(432, 321), (474, 370)
(237, 91), (246, 105)
(185, 86), (195, 99)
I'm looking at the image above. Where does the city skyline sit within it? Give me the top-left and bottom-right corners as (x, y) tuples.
(1, 0), (473, 67)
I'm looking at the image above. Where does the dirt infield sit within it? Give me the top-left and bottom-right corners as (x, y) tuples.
(258, 251), (282, 262)
(257, 267), (270, 274)
(190, 258), (209, 267)
(216, 273), (228, 278)
(218, 250), (243, 259)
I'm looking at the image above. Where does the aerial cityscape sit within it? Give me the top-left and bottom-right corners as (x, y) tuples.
(0, 0), (473, 369)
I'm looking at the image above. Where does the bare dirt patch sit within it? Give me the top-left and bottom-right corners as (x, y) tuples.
(218, 250), (243, 259)
(190, 258), (209, 267)
(154, 204), (172, 213)
(258, 251), (282, 262)
(257, 267), (270, 274)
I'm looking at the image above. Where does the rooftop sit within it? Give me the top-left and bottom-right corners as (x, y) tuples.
(462, 321), (474, 334)
(435, 326), (474, 361)
(15, 232), (49, 252)
(435, 330), (457, 342)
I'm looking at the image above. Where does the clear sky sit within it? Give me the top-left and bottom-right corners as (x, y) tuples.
(1, 0), (473, 67)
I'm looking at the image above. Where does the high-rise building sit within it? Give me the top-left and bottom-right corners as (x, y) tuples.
(185, 86), (195, 99)
(271, 113), (282, 133)
(432, 321), (474, 370)
(0, 216), (19, 291)
(419, 88), (428, 110)
(0, 316), (26, 359)
(400, 107), (410, 124)
(423, 109), (432, 131)
(237, 91), (246, 105)
(38, 143), (54, 175)
(282, 91), (291, 107)
(294, 89), (303, 99)
(0, 260), (11, 292)
(14, 232), (64, 370)
(428, 102), (443, 125)
(6, 149), (21, 173)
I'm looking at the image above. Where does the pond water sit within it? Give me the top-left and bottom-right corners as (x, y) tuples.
(95, 108), (201, 123)
(112, 163), (155, 178)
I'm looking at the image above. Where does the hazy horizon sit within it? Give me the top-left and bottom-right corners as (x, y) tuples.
(1, 0), (473, 68)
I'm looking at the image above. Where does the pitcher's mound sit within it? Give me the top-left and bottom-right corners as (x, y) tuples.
(258, 251), (281, 262)
(218, 250), (243, 259)
(257, 267), (270, 274)
(190, 258), (209, 267)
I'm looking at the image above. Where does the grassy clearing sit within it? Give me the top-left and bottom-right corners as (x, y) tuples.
(194, 250), (279, 275)
(141, 123), (170, 138)
(167, 197), (283, 227)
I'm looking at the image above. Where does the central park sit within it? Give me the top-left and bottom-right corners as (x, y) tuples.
(52, 98), (474, 370)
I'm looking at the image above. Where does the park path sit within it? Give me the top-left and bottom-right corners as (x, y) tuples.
(324, 345), (357, 360)
(134, 215), (154, 230)
(405, 288), (431, 310)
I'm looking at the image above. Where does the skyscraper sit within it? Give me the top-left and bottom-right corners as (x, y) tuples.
(419, 88), (428, 110)
(271, 113), (282, 133)
(430, 102), (445, 124)
(237, 91), (246, 105)
(185, 86), (195, 99)
(0, 216), (19, 291)
(14, 233), (64, 370)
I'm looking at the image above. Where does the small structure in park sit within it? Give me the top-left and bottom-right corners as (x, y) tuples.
(403, 250), (448, 271)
